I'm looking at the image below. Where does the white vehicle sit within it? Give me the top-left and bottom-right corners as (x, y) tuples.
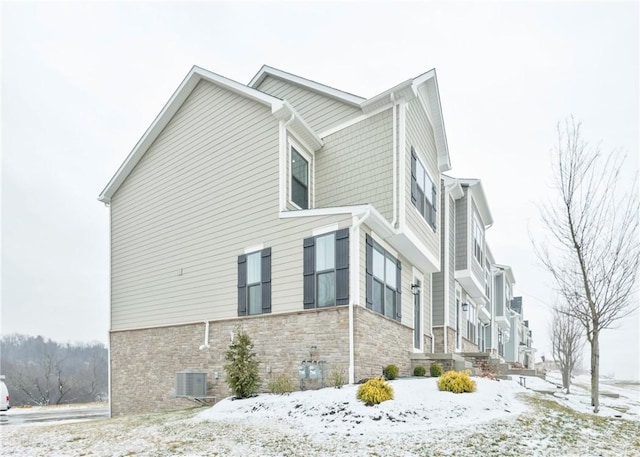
(0, 376), (10, 411)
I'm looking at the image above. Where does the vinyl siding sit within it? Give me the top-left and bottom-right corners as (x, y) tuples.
(316, 109), (394, 220)
(455, 192), (468, 271)
(470, 203), (485, 284)
(404, 98), (440, 258)
(448, 195), (457, 328)
(110, 79), (353, 330)
(256, 76), (361, 133)
(431, 182), (446, 326)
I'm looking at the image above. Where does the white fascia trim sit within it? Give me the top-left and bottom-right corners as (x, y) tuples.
(398, 102), (407, 230)
(402, 226), (440, 272)
(99, 66), (299, 203)
(275, 101), (323, 151)
(361, 79), (416, 114)
(249, 65), (365, 106)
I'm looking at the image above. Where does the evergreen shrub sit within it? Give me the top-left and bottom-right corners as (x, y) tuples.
(413, 365), (426, 377)
(383, 364), (399, 380)
(223, 327), (261, 398)
(430, 362), (443, 377)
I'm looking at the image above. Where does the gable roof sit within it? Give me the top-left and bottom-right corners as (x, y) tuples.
(249, 65), (366, 107)
(454, 177), (494, 227)
(98, 66), (321, 203)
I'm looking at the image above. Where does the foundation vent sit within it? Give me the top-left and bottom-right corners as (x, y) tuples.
(175, 370), (207, 397)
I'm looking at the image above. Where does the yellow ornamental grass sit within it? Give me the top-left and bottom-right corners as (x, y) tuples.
(437, 369), (477, 393)
(357, 377), (394, 405)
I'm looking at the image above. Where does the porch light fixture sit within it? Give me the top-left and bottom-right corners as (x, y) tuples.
(410, 283), (421, 295)
(461, 302), (469, 312)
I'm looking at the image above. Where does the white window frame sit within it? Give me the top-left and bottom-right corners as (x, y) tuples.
(413, 151), (437, 230)
(288, 139), (313, 210)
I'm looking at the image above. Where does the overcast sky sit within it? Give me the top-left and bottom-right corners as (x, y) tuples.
(1, 2), (638, 379)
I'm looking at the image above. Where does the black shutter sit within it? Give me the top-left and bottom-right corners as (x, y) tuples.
(430, 182), (437, 228)
(335, 229), (349, 305)
(396, 259), (402, 321)
(365, 234), (373, 310)
(261, 248), (272, 314)
(411, 147), (417, 205)
(303, 237), (315, 309)
(237, 254), (247, 316)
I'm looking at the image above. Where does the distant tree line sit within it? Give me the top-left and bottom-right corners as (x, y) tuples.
(0, 334), (108, 406)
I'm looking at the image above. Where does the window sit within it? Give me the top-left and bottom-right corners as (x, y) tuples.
(291, 147), (309, 209)
(366, 234), (402, 321)
(472, 213), (484, 264)
(237, 248), (271, 316)
(410, 147), (437, 229)
(303, 229), (349, 308)
(466, 303), (476, 342)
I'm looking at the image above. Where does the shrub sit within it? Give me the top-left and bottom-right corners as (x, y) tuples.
(267, 375), (295, 395)
(223, 327), (261, 399)
(383, 364), (399, 380)
(430, 362), (443, 377)
(413, 365), (426, 377)
(437, 370), (477, 393)
(357, 377), (394, 406)
(328, 367), (346, 389)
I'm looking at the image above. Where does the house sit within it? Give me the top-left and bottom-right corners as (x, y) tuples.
(505, 297), (536, 369)
(99, 65), (452, 416)
(492, 264), (516, 359)
(431, 176), (493, 354)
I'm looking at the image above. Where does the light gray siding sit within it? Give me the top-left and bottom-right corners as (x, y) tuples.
(110, 79), (352, 331)
(316, 109), (394, 221)
(448, 193), (457, 328)
(256, 75), (361, 133)
(455, 192), (468, 271)
(470, 203), (484, 282)
(404, 98), (440, 258)
(431, 181), (446, 326)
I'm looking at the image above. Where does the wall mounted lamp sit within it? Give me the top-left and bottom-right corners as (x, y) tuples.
(410, 283), (421, 295)
(461, 302), (469, 312)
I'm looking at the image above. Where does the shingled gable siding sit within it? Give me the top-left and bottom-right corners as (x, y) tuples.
(316, 109), (394, 222)
(255, 75), (361, 133)
(404, 98), (440, 258)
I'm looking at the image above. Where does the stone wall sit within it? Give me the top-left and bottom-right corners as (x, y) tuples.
(110, 305), (419, 416)
(353, 307), (414, 379)
(461, 336), (478, 353)
(432, 326), (458, 353)
(110, 306), (351, 416)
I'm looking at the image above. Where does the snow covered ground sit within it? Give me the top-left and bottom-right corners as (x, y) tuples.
(3, 373), (639, 456)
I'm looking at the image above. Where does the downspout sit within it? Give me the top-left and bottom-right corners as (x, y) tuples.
(279, 112), (296, 211)
(391, 94), (398, 229)
(199, 321), (210, 350)
(348, 208), (371, 384)
(443, 187), (450, 354)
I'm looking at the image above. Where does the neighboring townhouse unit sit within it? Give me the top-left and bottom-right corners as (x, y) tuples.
(431, 176), (493, 355)
(99, 65), (452, 415)
(505, 296), (536, 368)
(492, 264), (516, 359)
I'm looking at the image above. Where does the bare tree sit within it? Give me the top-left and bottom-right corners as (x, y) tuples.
(535, 117), (640, 412)
(550, 305), (584, 394)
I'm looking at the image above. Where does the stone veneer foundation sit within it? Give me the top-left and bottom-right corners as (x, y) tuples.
(110, 305), (418, 416)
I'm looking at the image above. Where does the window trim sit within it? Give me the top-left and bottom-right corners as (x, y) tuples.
(303, 229), (349, 309)
(289, 140), (313, 210)
(410, 147), (437, 230)
(237, 247), (272, 316)
(365, 234), (402, 321)
(472, 211), (484, 265)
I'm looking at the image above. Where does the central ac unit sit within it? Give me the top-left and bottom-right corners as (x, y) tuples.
(175, 370), (207, 398)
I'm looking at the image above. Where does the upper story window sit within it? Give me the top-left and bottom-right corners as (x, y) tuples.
(472, 213), (484, 264)
(291, 147), (309, 209)
(410, 147), (437, 229)
(237, 248), (271, 316)
(365, 234), (402, 321)
(303, 229), (349, 309)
